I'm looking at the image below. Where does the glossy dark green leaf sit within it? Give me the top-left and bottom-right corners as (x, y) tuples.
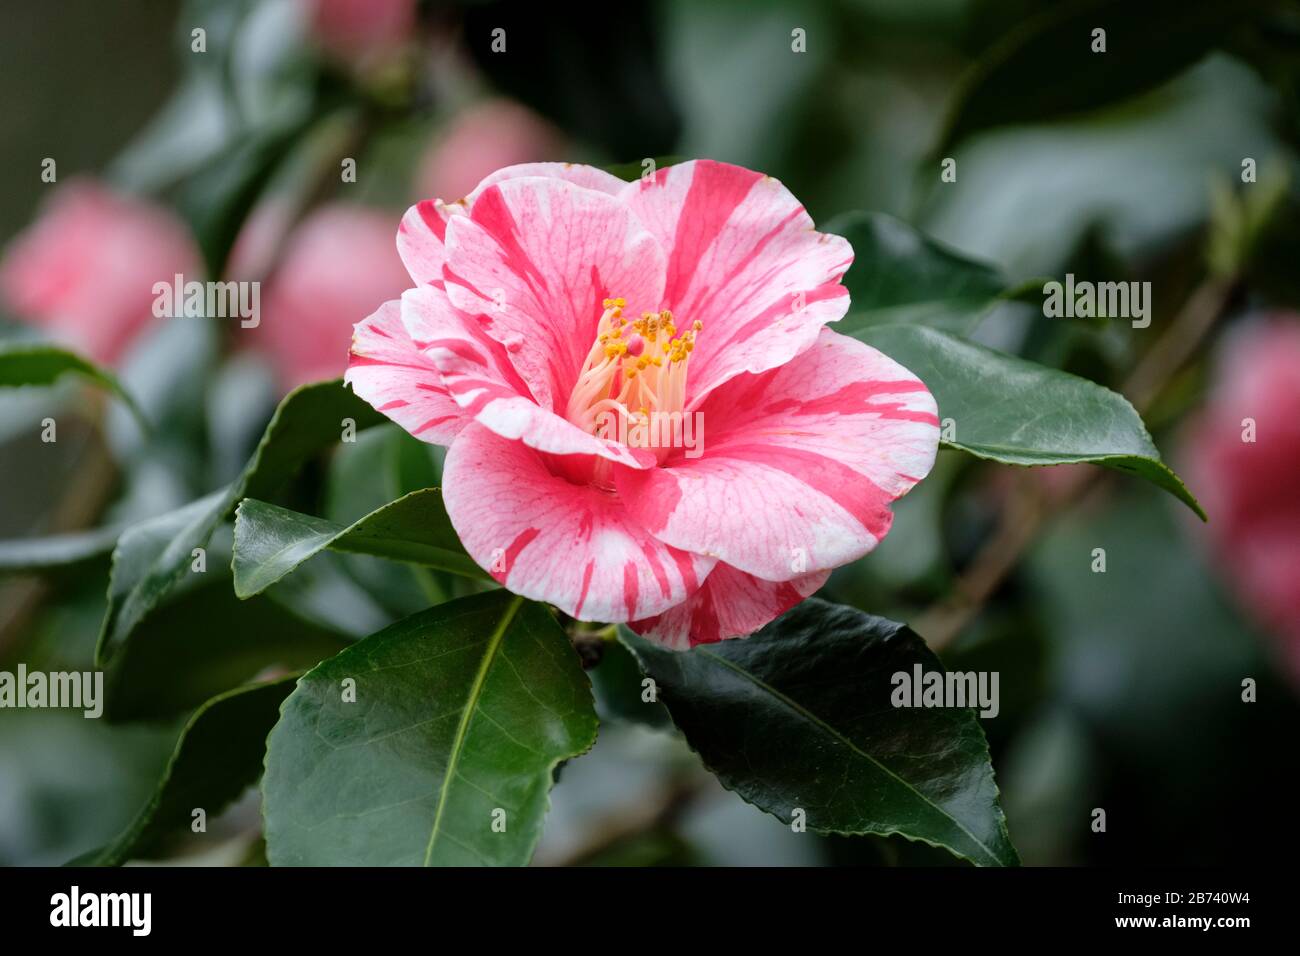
(95, 380), (384, 666)
(588, 637), (670, 729)
(322, 424), (461, 618)
(102, 572), (346, 722)
(856, 324), (1205, 518)
(81, 677), (297, 865)
(933, 0), (1247, 158)
(0, 343), (147, 427)
(232, 489), (486, 599)
(263, 591), (598, 866)
(827, 211), (1019, 333)
(622, 599), (1018, 867)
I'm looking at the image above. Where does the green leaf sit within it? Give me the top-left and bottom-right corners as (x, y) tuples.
(827, 212), (1019, 334)
(588, 637), (670, 728)
(80, 677), (297, 865)
(0, 343), (147, 428)
(95, 380), (384, 667)
(621, 599), (1018, 867)
(0, 525), (122, 575)
(232, 489), (487, 599)
(102, 573), (346, 722)
(263, 591), (598, 866)
(856, 324), (1205, 519)
(933, 0), (1248, 158)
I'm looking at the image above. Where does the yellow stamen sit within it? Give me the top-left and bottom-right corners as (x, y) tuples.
(564, 296), (702, 455)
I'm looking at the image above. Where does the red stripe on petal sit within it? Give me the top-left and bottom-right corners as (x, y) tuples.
(718, 284), (846, 354)
(347, 355), (432, 371)
(867, 403), (941, 426)
(442, 266), (492, 301)
(623, 561), (640, 619)
(469, 187), (550, 296)
(763, 379), (931, 417)
(415, 200), (447, 242)
(721, 443), (895, 538)
(573, 560), (595, 618)
(639, 540), (673, 600)
(664, 163), (762, 308)
(495, 526), (541, 582)
(670, 549), (699, 594)
(414, 414), (459, 435)
(426, 338), (488, 365)
(687, 585), (723, 646)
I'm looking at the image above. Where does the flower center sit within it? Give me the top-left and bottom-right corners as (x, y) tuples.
(565, 297), (701, 449)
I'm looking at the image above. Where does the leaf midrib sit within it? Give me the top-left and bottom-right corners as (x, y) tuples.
(422, 595), (523, 866)
(697, 647), (1004, 866)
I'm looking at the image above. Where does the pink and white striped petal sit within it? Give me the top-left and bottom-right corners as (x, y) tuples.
(402, 286), (653, 469)
(630, 563), (829, 650)
(616, 328), (939, 582)
(442, 422), (715, 622)
(343, 299), (464, 445)
(619, 160), (853, 407)
(441, 176), (667, 412)
(396, 163), (630, 288)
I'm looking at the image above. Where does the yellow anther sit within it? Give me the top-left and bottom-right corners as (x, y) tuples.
(567, 294), (701, 442)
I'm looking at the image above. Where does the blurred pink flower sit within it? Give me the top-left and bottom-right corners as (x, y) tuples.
(346, 160), (940, 648)
(416, 100), (565, 203)
(0, 180), (199, 364)
(302, 0), (415, 64)
(255, 203), (409, 389)
(1185, 318), (1300, 681)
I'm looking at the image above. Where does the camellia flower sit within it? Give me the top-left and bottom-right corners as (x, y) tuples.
(1184, 318), (1300, 682)
(0, 180), (199, 364)
(346, 161), (940, 648)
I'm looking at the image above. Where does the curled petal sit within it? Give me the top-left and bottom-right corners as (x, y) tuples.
(443, 422), (715, 622)
(442, 175), (666, 411)
(396, 162), (629, 288)
(630, 564), (829, 650)
(344, 299), (464, 445)
(620, 159), (853, 407)
(617, 328), (939, 581)
(403, 286), (653, 469)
